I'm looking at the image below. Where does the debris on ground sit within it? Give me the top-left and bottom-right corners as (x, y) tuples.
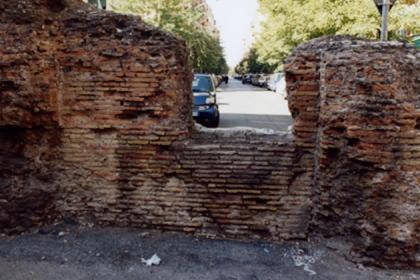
(291, 248), (320, 276)
(139, 232), (150, 238)
(141, 254), (161, 266)
(0, 227), (417, 280)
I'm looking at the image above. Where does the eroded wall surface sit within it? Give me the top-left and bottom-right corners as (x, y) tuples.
(285, 37), (420, 268)
(0, 0), (192, 232)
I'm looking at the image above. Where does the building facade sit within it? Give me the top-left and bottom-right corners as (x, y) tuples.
(191, 0), (220, 39)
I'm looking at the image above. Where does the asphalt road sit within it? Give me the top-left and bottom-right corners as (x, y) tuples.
(0, 225), (418, 280)
(216, 79), (292, 132)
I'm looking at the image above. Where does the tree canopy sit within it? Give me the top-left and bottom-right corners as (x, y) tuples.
(234, 48), (276, 75)
(112, 0), (228, 74)
(236, 0), (420, 73)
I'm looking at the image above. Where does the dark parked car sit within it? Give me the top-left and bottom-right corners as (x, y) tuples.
(192, 74), (220, 128)
(242, 74), (252, 84)
(251, 74), (261, 86)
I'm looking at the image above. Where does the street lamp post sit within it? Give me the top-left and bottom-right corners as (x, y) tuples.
(373, 0), (397, 41)
(381, 0), (390, 41)
(88, 0), (106, 10)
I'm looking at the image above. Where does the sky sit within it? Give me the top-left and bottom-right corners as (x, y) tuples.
(206, 0), (261, 68)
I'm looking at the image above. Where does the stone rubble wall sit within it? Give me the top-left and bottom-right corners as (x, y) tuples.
(285, 37), (420, 268)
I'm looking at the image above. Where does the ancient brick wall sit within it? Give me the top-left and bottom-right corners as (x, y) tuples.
(60, 129), (313, 240)
(285, 37), (420, 268)
(1, 0), (419, 269)
(169, 129), (311, 240)
(0, 0), (313, 242)
(0, 0), (192, 232)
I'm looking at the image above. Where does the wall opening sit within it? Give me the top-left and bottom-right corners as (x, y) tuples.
(192, 74), (292, 132)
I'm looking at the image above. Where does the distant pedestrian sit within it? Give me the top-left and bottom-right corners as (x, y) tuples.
(223, 75), (229, 84)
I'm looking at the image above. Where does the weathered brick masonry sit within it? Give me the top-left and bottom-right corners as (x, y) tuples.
(0, 0), (193, 231)
(1, 0), (419, 269)
(285, 37), (420, 267)
(170, 130), (311, 240)
(60, 127), (312, 240)
(0, 0), (312, 242)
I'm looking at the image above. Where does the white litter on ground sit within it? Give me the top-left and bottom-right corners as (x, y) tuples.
(141, 254), (161, 266)
(291, 248), (318, 276)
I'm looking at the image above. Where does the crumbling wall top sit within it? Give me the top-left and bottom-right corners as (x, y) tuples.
(0, 0), (192, 131)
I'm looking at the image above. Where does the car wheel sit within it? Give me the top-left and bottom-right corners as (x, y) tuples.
(208, 111), (220, 128)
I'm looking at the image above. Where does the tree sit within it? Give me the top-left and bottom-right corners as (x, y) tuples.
(235, 48), (277, 74)
(254, 0), (420, 67)
(112, 0), (228, 74)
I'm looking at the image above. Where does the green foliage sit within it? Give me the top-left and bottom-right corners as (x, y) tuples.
(245, 0), (420, 70)
(235, 48), (276, 74)
(112, 0), (228, 74)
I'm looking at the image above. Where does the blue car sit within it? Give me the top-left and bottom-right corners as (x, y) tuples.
(192, 74), (220, 128)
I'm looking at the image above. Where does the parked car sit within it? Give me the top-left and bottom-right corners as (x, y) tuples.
(251, 74), (261, 86)
(192, 74), (220, 128)
(258, 74), (270, 88)
(258, 75), (266, 87)
(242, 74), (252, 84)
(264, 75), (271, 88)
(275, 75), (286, 97)
(267, 73), (283, 91)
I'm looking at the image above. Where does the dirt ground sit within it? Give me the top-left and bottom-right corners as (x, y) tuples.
(0, 224), (418, 280)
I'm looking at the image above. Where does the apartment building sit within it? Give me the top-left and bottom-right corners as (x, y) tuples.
(192, 0), (219, 39)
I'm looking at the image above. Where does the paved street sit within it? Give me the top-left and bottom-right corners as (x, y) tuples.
(216, 79), (292, 132)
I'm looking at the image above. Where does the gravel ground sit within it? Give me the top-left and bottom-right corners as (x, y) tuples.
(0, 225), (418, 280)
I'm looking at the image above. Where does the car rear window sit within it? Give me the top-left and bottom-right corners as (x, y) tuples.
(193, 76), (214, 93)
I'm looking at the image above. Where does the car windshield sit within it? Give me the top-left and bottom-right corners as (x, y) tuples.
(192, 75), (214, 93)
